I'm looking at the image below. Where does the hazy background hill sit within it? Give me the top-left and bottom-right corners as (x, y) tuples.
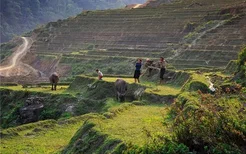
(0, 0), (146, 43)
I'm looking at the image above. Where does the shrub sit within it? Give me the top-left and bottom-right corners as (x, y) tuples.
(235, 46), (246, 86)
(238, 47), (246, 69)
(237, 46), (246, 70)
(107, 67), (114, 74)
(75, 99), (106, 115)
(170, 92), (246, 153)
(188, 81), (209, 93)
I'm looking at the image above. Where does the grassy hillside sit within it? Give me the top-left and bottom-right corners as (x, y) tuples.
(1, 65), (245, 153)
(0, 104), (170, 153)
(0, 114), (98, 153)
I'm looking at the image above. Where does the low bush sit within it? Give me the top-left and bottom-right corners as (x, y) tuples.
(188, 81), (209, 93)
(170, 92), (246, 153)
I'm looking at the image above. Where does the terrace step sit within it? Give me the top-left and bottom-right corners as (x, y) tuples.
(30, 0), (246, 69)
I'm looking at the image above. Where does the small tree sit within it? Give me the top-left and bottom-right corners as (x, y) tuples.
(238, 46), (246, 70)
(237, 46), (246, 86)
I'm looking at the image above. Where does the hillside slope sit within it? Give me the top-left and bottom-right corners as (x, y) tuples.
(1, 69), (245, 153)
(0, 0), (146, 43)
(1, 0), (245, 81)
(23, 0), (245, 76)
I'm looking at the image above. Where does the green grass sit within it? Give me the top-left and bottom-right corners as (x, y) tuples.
(93, 104), (170, 146)
(0, 76), (182, 96)
(145, 85), (181, 95)
(102, 98), (122, 111)
(103, 77), (181, 95)
(0, 118), (85, 154)
(70, 51), (80, 55)
(1, 70), (243, 153)
(102, 77), (135, 83)
(0, 103), (170, 153)
(0, 42), (18, 62)
(190, 71), (232, 84)
(190, 72), (209, 86)
(0, 85), (69, 94)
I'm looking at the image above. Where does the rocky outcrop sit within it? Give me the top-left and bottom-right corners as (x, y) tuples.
(19, 96), (44, 124)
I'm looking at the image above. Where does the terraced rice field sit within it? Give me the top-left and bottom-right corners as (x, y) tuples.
(28, 0), (245, 73)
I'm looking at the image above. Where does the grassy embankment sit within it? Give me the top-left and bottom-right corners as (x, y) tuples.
(0, 73), (177, 153)
(0, 102), (170, 153)
(2, 70), (242, 153)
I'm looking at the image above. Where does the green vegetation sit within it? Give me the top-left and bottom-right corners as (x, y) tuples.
(1, 58), (246, 152)
(98, 105), (170, 145)
(60, 56), (135, 76)
(0, 103), (170, 154)
(0, 89), (77, 128)
(236, 46), (246, 86)
(103, 77), (181, 96)
(1, 66), (246, 153)
(0, 114), (99, 153)
(171, 92), (245, 153)
(62, 103), (171, 153)
(225, 60), (238, 74)
(0, 84), (127, 129)
(145, 84), (181, 96)
(0, 85), (69, 94)
(0, 41), (19, 62)
(1, 1), (246, 153)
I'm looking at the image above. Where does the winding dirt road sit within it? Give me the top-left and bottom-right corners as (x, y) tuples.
(0, 37), (38, 77)
(133, 4), (142, 8)
(0, 37), (30, 71)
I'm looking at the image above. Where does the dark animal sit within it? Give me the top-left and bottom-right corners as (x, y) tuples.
(49, 72), (59, 90)
(115, 79), (128, 102)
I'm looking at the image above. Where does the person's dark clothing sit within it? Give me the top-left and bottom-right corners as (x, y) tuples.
(135, 62), (142, 71)
(160, 68), (166, 80)
(134, 70), (141, 78)
(134, 62), (142, 79)
(158, 60), (167, 80)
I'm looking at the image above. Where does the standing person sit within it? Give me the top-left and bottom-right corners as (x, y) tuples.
(157, 57), (167, 84)
(96, 69), (103, 80)
(133, 58), (142, 83)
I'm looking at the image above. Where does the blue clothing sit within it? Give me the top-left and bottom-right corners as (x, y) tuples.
(135, 62), (142, 71)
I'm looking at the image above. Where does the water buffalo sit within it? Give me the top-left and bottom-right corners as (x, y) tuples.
(115, 79), (127, 102)
(49, 72), (59, 90)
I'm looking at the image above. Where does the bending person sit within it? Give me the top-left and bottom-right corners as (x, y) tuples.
(96, 69), (103, 80)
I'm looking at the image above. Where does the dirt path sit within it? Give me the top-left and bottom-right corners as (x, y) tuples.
(133, 4), (142, 8)
(0, 37), (30, 71)
(0, 37), (39, 77)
